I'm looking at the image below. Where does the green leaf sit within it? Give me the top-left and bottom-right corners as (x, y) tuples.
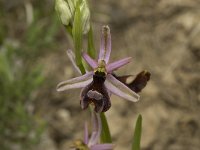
(132, 114), (142, 150)
(0, 48), (13, 82)
(72, 1), (85, 74)
(100, 112), (112, 143)
(87, 25), (95, 58)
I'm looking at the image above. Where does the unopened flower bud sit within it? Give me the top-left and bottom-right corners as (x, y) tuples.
(55, 0), (90, 34)
(55, 0), (72, 25)
(79, 0), (90, 34)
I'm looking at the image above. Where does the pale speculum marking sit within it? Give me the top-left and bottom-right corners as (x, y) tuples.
(87, 90), (103, 100)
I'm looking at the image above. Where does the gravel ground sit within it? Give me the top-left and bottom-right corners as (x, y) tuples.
(3, 0), (200, 149)
(37, 0), (200, 150)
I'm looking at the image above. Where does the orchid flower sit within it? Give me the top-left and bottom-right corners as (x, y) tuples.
(70, 111), (114, 150)
(57, 25), (140, 112)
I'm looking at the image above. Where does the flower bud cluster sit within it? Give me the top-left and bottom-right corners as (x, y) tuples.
(55, 0), (90, 34)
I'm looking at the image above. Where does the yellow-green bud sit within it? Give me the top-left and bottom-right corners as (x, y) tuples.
(79, 0), (90, 34)
(55, 0), (90, 34)
(55, 0), (72, 25)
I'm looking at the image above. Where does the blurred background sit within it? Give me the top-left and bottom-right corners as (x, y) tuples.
(0, 0), (200, 150)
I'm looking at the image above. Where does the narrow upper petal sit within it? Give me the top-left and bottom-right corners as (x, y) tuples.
(105, 74), (140, 102)
(66, 49), (82, 75)
(106, 57), (132, 73)
(82, 52), (98, 69)
(91, 144), (114, 150)
(98, 25), (111, 64)
(56, 72), (93, 91)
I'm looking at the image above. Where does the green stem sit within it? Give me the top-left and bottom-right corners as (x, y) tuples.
(72, 1), (85, 74)
(87, 25), (95, 58)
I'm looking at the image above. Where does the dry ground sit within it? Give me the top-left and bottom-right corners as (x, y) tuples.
(37, 0), (200, 150)
(2, 0), (200, 150)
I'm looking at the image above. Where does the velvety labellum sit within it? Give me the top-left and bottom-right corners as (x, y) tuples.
(81, 71), (111, 112)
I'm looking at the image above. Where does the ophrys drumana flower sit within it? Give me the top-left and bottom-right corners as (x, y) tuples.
(57, 25), (140, 112)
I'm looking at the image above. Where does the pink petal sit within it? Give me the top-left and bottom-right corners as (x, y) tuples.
(56, 72), (93, 92)
(91, 144), (114, 150)
(82, 52), (98, 69)
(84, 122), (89, 144)
(106, 57), (132, 73)
(88, 112), (102, 147)
(105, 74), (140, 102)
(98, 26), (111, 64)
(66, 49), (82, 75)
(88, 131), (98, 147)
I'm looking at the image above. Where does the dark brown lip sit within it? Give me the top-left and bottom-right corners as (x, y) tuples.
(80, 72), (111, 112)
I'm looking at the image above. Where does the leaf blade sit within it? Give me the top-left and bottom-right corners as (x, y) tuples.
(100, 112), (112, 143)
(132, 114), (142, 150)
